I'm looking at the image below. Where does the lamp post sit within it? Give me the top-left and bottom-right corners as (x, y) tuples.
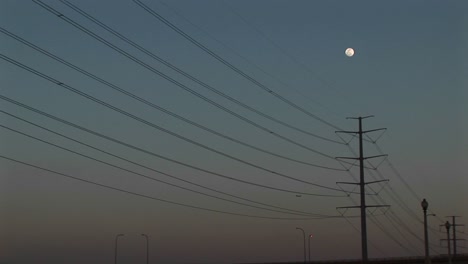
(421, 199), (431, 264)
(114, 234), (124, 264)
(308, 234), (313, 263)
(296, 227), (306, 263)
(445, 221), (452, 264)
(141, 234), (149, 264)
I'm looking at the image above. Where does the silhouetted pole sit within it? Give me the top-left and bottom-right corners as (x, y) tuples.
(357, 117), (368, 263)
(452, 217), (457, 257)
(296, 227), (306, 263)
(335, 116), (387, 264)
(445, 221), (452, 264)
(141, 234), (149, 264)
(114, 234), (124, 264)
(443, 216), (465, 258)
(308, 234), (313, 262)
(421, 199), (431, 264)
(446, 216), (464, 257)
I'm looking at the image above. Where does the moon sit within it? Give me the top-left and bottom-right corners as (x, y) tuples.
(345, 48), (355, 57)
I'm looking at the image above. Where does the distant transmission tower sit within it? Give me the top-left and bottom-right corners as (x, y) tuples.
(336, 116), (389, 263)
(441, 216), (465, 257)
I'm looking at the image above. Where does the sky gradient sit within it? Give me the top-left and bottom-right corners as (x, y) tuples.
(1, 0), (467, 263)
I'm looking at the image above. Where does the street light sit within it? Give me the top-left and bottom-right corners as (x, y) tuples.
(421, 199), (431, 264)
(296, 227), (306, 263)
(141, 234), (149, 264)
(308, 234), (313, 263)
(114, 234), (124, 264)
(445, 221), (452, 264)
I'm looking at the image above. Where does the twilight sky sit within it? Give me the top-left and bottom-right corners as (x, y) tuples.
(1, 0), (467, 263)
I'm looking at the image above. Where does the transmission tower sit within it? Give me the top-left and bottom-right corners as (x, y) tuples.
(441, 216), (465, 256)
(335, 116), (389, 263)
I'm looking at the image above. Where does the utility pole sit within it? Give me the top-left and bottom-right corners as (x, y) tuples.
(336, 116), (389, 263)
(445, 221), (452, 264)
(421, 199), (431, 264)
(444, 216), (465, 257)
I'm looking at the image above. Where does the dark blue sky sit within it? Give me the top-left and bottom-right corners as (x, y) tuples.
(1, 0), (467, 263)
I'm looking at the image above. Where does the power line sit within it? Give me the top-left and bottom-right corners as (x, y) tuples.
(0, 53), (347, 194)
(383, 210), (424, 255)
(343, 165), (422, 256)
(0, 1), (458, 258)
(373, 143), (422, 202)
(0, 109), (332, 217)
(372, 142), (445, 235)
(342, 215), (388, 257)
(335, 120), (441, 255)
(20, 0), (438, 241)
(31, 0), (347, 167)
(0, 122), (331, 217)
(369, 214), (416, 255)
(216, 3), (449, 244)
(58, 0), (344, 145)
(204, 0), (429, 210)
(221, 0), (350, 108)
(345, 195), (415, 256)
(0, 154), (339, 221)
(368, 167), (423, 224)
(361, 157), (442, 254)
(373, 141), (443, 225)
(368, 173), (442, 253)
(367, 167), (442, 243)
(347, 139), (442, 250)
(0, 26), (345, 171)
(0, 94), (344, 197)
(132, 0), (343, 131)
(124, 1), (446, 244)
(336, 137), (421, 254)
(129, 1), (455, 256)
(346, 167), (424, 255)
(341, 164), (419, 255)
(157, 0), (345, 120)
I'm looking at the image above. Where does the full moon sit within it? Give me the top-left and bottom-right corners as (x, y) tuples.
(345, 48), (355, 57)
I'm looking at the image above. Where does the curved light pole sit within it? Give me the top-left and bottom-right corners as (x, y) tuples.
(141, 234), (149, 264)
(114, 234), (124, 264)
(421, 199), (431, 264)
(308, 234), (313, 262)
(296, 227), (306, 263)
